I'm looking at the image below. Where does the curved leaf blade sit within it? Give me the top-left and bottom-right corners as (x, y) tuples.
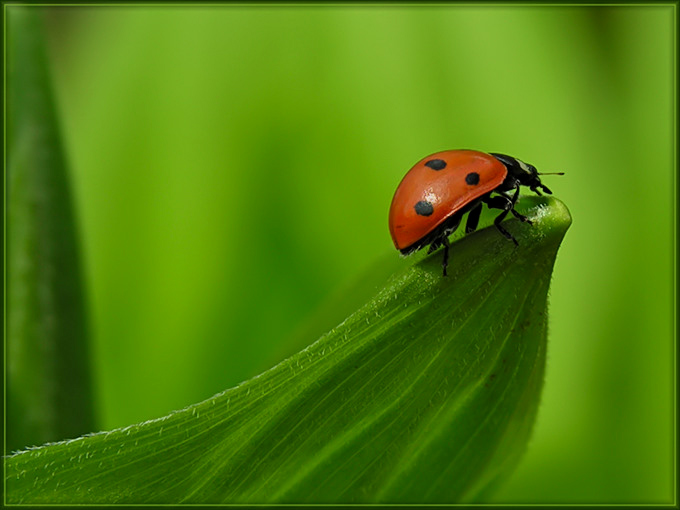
(7, 6), (95, 452)
(5, 196), (571, 504)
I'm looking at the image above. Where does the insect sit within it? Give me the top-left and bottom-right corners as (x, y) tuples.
(388, 149), (563, 276)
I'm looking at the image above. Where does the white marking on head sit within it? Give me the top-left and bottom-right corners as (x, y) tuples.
(517, 159), (531, 173)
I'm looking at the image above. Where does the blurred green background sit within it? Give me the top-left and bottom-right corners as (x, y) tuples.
(32, 4), (674, 504)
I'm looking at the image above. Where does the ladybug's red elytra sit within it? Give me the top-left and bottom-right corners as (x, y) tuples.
(388, 149), (562, 276)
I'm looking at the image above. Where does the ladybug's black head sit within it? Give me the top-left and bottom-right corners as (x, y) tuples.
(490, 152), (558, 195)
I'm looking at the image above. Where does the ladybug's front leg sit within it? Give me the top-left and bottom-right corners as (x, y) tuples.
(506, 182), (532, 224)
(485, 196), (519, 246)
(491, 184), (533, 224)
(483, 186), (526, 246)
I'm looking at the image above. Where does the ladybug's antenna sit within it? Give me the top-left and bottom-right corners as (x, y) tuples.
(538, 172), (565, 175)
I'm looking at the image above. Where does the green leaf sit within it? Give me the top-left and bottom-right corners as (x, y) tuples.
(5, 196), (571, 504)
(6, 6), (95, 451)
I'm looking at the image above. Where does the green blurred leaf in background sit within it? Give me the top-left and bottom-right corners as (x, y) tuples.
(4, 3), (675, 505)
(6, 5), (95, 453)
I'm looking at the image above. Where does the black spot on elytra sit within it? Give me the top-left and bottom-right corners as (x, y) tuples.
(414, 201), (434, 216)
(465, 172), (480, 185)
(425, 159), (446, 170)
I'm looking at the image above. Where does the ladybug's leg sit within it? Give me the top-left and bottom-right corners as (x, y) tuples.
(506, 184), (532, 224)
(441, 236), (450, 276)
(428, 213), (461, 255)
(426, 236), (449, 276)
(510, 208), (532, 224)
(494, 212), (519, 246)
(465, 202), (483, 234)
(426, 214), (462, 276)
(483, 193), (519, 246)
(499, 183), (532, 224)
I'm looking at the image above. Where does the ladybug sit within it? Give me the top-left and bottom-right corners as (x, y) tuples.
(388, 150), (562, 276)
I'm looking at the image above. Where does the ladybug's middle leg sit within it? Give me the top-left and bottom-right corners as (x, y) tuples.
(440, 236), (450, 277)
(465, 202), (483, 234)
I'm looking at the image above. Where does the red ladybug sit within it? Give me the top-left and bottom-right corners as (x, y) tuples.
(388, 150), (562, 276)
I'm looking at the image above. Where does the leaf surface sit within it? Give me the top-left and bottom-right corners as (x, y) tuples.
(5, 196), (571, 504)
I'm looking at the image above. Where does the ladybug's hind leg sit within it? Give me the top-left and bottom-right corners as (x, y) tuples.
(425, 237), (450, 276)
(427, 213), (462, 277)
